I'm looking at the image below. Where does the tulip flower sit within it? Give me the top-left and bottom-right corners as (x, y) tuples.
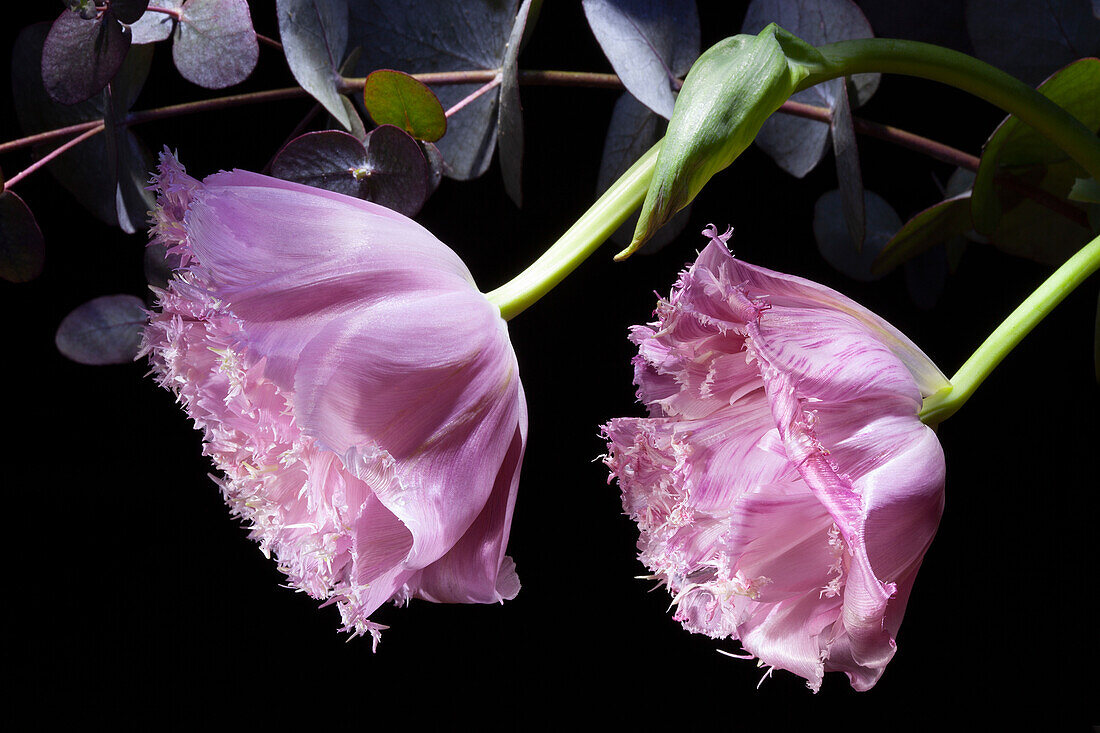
(141, 152), (527, 646)
(602, 226), (950, 691)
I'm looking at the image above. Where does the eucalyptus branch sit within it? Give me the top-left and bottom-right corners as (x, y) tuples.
(2, 124), (104, 190)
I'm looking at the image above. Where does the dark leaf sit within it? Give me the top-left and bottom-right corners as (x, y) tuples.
(829, 77), (864, 249)
(348, 0), (520, 180)
(965, 0), (1100, 86)
(271, 130), (369, 198)
(13, 25), (153, 228)
(812, 188), (901, 281)
(582, 0), (700, 119)
(103, 65), (158, 234)
(270, 126), (430, 216)
(986, 161), (1093, 265)
(42, 9), (132, 105)
(173, 0), (258, 88)
(277, 0), (351, 131)
(597, 92), (690, 252)
(362, 70), (447, 142)
(113, 0), (152, 24)
(130, 0), (182, 44)
(55, 294), (147, 365)
(971, 58), (1100, 235)
(742, 0), (878, 177)
(873, 192), (972, 275)
(360, 125), (431, 216)
(498, 0), (539, 206)
(0, 191), (46, 283)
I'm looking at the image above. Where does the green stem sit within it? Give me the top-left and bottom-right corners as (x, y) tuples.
(919, 233), (1100, 424)
(484, 142), (661, 320)
(804, 39), (1100, 183)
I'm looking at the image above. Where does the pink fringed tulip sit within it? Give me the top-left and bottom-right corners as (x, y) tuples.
(141, 153), (526, 645)
(603, 227), (949, 691)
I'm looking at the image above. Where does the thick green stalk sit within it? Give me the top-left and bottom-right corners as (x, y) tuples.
(920, 233), (1100, 424)
(804, 39), (1100, 182)
(484, 142), (661, 320)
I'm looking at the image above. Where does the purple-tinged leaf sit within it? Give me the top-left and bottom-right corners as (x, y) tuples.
(965, 0), (1100, 86)
(362, 70), (447, 142)
(277, 0), (351, 131)
(813, 189), (901, 281)
(582, 0), (700, 119)
(743, 0), (878, 178)
(130, 0), (182, 44)
(271, 130), (368, 198)
(173, 0), (258, 89)
(597, 92), (690, 252)
(348, 0), (519, 180)
(360, 125), (431, 215)
(42, 9), (132, 105)
(498, 0), (539, 207)
(113, 0), (152, 24)
(55, 294), (147, 365)
(872, 192), (972, 276)
(270, 126), (430, 216)
(0, 191), (46, 283)
(829, 77), (864, 250)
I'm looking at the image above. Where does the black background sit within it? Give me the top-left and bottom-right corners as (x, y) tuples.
(2, 2), (1097, 729)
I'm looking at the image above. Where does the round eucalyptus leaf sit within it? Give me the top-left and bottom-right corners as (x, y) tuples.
(271, 130), (370, 199)
(813, 189), (901, 281)
(55, 294), (148, 365)
(363, 70), (447, 142)
(42, 9), (132, 105)
(173, 0), (258, 89)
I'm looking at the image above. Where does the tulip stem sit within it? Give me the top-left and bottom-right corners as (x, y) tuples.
(484, 142), (661, 320)
(802, 39), (1100, 184)
(919, 233), (1100, 424)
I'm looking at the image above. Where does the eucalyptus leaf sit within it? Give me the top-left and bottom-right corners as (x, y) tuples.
(420, 141), (445, 194)
(271, 130), (370, 198)
(742, 0), (878, 178)
(130, 0), (183, 44)
(270, 126), (430, 216)
(829, 77), (864, 250)
(42, 9), (132, 105)
(348, 0), (520, 180)
(55, 294), (148, 366)
(173, 0), (258, 89)
(813, 189), (901, 281)
(0, 191), (46, 283)
(965, 0), (1100, 86)
(582, 0), (700, 119)
(498, 0), (539, 207)
(277, 0), (351, 131)
(597, 92), (690, 252)
(362, 70), (447, 142)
